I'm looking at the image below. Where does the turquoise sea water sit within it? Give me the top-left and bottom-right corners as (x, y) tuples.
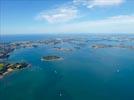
(0, 34), (134, 100)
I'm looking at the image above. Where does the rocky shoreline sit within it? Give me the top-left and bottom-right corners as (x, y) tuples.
(0, 62), (30, 79)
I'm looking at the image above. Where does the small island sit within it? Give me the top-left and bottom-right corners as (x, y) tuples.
(54, 47), (73, 52)
(91, 44), (113, 49)
(41, 55), (63, 61)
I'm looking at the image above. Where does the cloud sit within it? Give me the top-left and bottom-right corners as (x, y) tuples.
(36, 0), (125, 24)
(73, 0), (124, 8)
(36, 6), (78, 23)
(5, 14), (133, 34)
(43, 14), (134, 33)
(108, 15), (134, 21)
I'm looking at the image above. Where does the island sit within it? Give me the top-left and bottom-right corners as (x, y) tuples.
(91, 44), (134, 49)
(54, 47), (73, 52)
(91, 44), (113, 49)
(0, 62), (30, 78)
(1, 36), (134, 61)
(41, 55), (63, 61)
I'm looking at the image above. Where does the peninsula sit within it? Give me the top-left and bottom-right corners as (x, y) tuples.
(0, 62), (30, 78)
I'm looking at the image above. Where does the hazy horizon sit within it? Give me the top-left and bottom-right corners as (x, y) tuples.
(1, 32), (134, 36)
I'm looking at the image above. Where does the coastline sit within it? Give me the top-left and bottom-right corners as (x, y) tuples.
(0, 62), (30, 79)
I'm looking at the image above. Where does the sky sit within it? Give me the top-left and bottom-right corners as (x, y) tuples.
(0, 0), (134, 34)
